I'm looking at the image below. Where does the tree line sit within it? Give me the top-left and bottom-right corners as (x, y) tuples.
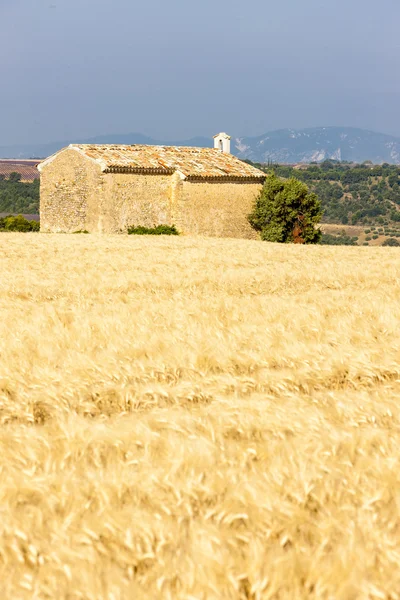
(244, 160), (400, 226)
(0, 172), (39, 214)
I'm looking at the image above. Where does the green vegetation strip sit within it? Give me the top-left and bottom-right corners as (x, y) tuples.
(127, 225), (179, 235)
(0, 215), (39, 232)
(246, 160), (400, 228)
(0, 172), (39, 214)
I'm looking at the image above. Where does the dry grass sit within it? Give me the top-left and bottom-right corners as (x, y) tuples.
(1, 234), (400, 599)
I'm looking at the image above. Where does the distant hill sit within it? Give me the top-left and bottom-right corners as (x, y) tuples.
(1, 126), (400, 164)
(233, 127), (400, 164)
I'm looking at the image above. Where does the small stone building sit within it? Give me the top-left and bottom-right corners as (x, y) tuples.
(38, 133), (266, 238)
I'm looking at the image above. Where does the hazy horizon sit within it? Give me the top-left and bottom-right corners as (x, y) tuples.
(3, 125), (400, 151)
(2, 0), (399, 146)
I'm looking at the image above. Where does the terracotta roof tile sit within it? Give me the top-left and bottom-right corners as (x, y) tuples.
(56, 144), (266, 180)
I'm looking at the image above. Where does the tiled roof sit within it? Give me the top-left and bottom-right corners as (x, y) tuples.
(41, 144), (266, 180)
(0, 160), (39, 182)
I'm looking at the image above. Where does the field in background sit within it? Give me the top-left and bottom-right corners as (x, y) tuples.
(321, 223), (398, 245)
(1, 235), (400, 599)
(0, 213), (40, 221)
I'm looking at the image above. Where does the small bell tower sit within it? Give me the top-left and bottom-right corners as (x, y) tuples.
(213, 132), (231, 154)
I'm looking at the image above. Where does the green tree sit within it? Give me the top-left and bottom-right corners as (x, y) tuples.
(0, 215), (39, 232)
(382, 237), (400, 246)
(8, 172), (22, 183)
(248, 174), (322, 243)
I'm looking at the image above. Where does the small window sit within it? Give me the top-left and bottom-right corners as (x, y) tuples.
(219, 139), (223, 151)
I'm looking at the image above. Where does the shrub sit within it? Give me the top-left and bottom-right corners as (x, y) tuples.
(248, 174), (322, 244)
(127, 224), (179, 235)
(8, 172), (22, 183)
(73, 230), (89, 234)
(372, 234), (379, 239)
(364, 229), (371, 234)
(365, 236), (371, 241)
(0, 215), (39, 232)
(382, 237), (400, 246)
(320, 233), (357, 246)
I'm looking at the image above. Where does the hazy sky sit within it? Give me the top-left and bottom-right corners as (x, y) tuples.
(1, 0), (400, 144)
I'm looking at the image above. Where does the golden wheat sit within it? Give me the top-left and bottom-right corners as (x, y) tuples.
(1, 233), (400, 599)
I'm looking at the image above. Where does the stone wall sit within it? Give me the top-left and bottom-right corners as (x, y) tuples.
(40, 151), (174, 234)
(176, 180), (263, 239)
(97, 172), (173, 233)
(40, 149), (102, 233)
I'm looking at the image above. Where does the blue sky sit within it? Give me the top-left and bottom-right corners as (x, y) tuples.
(1, 0), (400, 144)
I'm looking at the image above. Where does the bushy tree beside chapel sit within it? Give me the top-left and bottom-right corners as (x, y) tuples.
(248, 174), (322, 244)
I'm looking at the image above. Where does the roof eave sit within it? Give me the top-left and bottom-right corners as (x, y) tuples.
(104, 166), (175, 175)
(185, 175), (266, 183)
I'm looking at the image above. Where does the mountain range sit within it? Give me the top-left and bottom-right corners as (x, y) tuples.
(2, 127), (400, 164)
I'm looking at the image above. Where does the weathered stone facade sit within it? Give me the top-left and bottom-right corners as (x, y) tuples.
(40, 149), (98, 232)
(176, 180), (261, 238)
(39, 144), (265, 238)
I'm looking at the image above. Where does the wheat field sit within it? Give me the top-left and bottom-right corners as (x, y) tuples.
(1, 234), (400, 599)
